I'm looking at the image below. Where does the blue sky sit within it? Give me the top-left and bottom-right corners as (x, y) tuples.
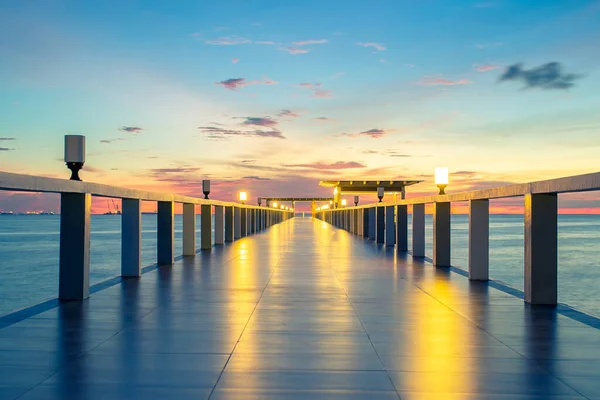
(1, 0), (599, 212)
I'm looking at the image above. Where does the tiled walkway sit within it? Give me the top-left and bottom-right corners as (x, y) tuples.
(2, 218), (600, 399)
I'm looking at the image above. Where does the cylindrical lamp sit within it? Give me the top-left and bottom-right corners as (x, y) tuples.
(202, 180), (210, 199)
(239, 191), (247, 204)
(341, 199), (347, 207)
(435, 167), (449, 195)
(354, 195), (360, 206)
(377, 186), (384, 202)
(64, 135), (86, 181)
(257, 197), (262, 206)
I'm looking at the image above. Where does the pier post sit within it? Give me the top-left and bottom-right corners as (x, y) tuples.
(182, 203), (196, 256)
(234, 207), (242, 239)
(121, 199), (141, 277)
(412, 204), (425, 257)
(201, 204), (212, 250)
(241, 208), (247, 237)
(251, 209), (256, 234)
(157, 201), (174, 265)
(524, 193), (558, 305)
(376, 206), (385, 243)
(363, 208), (369, 237)
(369, 208), (376, 240)
(350, 210), (355, 234)
(214, 205), (224, 245)
(469, 199), (489, 280)
(385, 205), (395, 246)
(396, 205), (408, 252)
(225, 206), (234, 242)
(59, 193), (91, 300)
(433, 202), (451, 267)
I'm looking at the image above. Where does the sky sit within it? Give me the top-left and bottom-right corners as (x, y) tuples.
(1, 0), (599, 213)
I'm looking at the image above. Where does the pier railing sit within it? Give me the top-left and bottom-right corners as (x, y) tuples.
(316, 171), (600, 306)
(0, 171), (293, 301)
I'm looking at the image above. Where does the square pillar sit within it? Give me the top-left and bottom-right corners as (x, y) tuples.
(251, 209), (256, 234)
(396, 205), (408, 252)
(385, 205), (395, 246)
(59, 193), (91, 300)
(122, 198), (142, 277)
(376, 206), (385, 243)
(225, 206), (234, 242)
(469, 199), (489, 281)
(524, 193), (558, 305)
(433, 202), (451, 267)
(412, 204), (425, 257)
(157, 201), (174, 265)
(201, 204), (212, 250)
(369, 208), (376, 240)
(234, 207), (242, 239)
(182, 203), (196, 256)
(241, 208), (247, 237)
(214, 205), (224, 245)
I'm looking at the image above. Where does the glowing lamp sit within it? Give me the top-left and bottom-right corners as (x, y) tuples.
(64, 135), (86, 181)
(377, 186), (384, 202)
(273, 202), (278, 208)
(435, 167), (448, 195)
(202, 180), (210, 199)
(341, 199), (347, 207)
(280, 205), (284, 210)
(239, 191), (247, 204)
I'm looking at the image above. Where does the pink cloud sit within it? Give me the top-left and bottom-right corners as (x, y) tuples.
(356, 42), (386, 51)
(296, 82), (333, 99)
(284, 161), (366, 170)
(232, 58), (239, 63)
(204, 35), (251, 45)
(417, 76), (471, 86)
(119, 126), (143, 133)
(282, 47), (309, 54)
(473, 63), (501, 72)
(277, 110), (300, 118)
(312, 117), (335, 122)
(215, 77), (278, 90)
(243, 117), (278, 127)
(292, 39), (327, 46)
(341, 128), (394, 139)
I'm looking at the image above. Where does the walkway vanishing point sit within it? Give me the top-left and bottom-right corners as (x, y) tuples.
(2, 217), (600, 399)
(2, 170), (600, 399)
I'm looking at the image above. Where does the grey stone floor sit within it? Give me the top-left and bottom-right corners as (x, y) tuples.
(1, 217), (600, 399)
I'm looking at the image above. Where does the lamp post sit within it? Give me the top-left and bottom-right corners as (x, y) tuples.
(273, 202), (278, 208)
(257, 197), (262, 206)
(239, 191), (247, 204)
(341, 199), (347, 207)
(354, 195), (359, 206)
(64, 135), (85, 181)
(377, 186), (384, 202)
(202, 180), (210, 199)
(435, 167), (449, 195)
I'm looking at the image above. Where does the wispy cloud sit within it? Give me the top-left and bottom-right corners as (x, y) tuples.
(473, 63), (502, 72)
(499, 62), (582, 90)
(120, 126), (143, 133)
(243, 117), (278, 127)
(232, 57), (239, 64)
(292, 39), (327, 46)
(356, 42), (386, 51)
(296, 82), (333, 98)
(243, 175), (271, 180)
(0, 137), (16, 141)
(278, 109), (300, 118)
(312, 117), (335, 122)
(204, 35), (251, 45)
(198, 126), (285, 140)
(255, 41), (275, 45)
(0, 147), (15, 151)
(363, 149), (414, 157)
(417, 76), (471, 86)
(281, 47), (309, 54)
(343, 128), (394, 139)
(332, 72), (344, 79)
(100, 138), (127, 144)
(475, 42), (504, 49)
(284, 161), (366, 170)
(215, 77), (278, 90)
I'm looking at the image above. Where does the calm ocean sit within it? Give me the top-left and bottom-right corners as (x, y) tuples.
(0, 214), (599, 317)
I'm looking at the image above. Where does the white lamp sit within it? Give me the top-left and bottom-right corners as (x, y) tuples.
(435, 167), (449, 195)
(64, 135), (85, 181)
(239, 191), (247, 204)
(341, 199), (347, 207)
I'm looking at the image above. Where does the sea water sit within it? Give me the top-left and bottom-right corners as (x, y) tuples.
(0, 214), (599, 317)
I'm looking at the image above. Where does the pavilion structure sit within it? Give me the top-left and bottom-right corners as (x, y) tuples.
(261, 197), (334, 215)
(319, 180), (422, 208)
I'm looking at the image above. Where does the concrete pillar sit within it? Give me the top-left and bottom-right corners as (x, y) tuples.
(251, 209), (256, 234)
(524, 193), (558, 305)
(59, 193), (91, 300)
(182, 203), (196, 256)
(369, 208), (376, 240)
(121, 198), (141, 277)
(376, 206), (385, 243)
(225, 206), (234, 242)
(396, 205), (408, 252)
(412, 204), (425, 257)
(363, 208), (369, 237)
(201, 204), (212, 250)
(234, 207), (242, 239)
(433, 202), (451, 267)
(241, 208), (247, 237)
(157, 201), (174, 265)
(385, 205), (395, 246)
(469, 200), (489, 281)
(214, 205), (224, 245)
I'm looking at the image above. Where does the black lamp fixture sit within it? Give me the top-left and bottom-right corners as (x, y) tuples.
(202, 180), (210, 199)
(377, 186), (384, 202)
(257, 197), (262, 206)
(64, 135), (85, 181)
(354, 195), (359, 206)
